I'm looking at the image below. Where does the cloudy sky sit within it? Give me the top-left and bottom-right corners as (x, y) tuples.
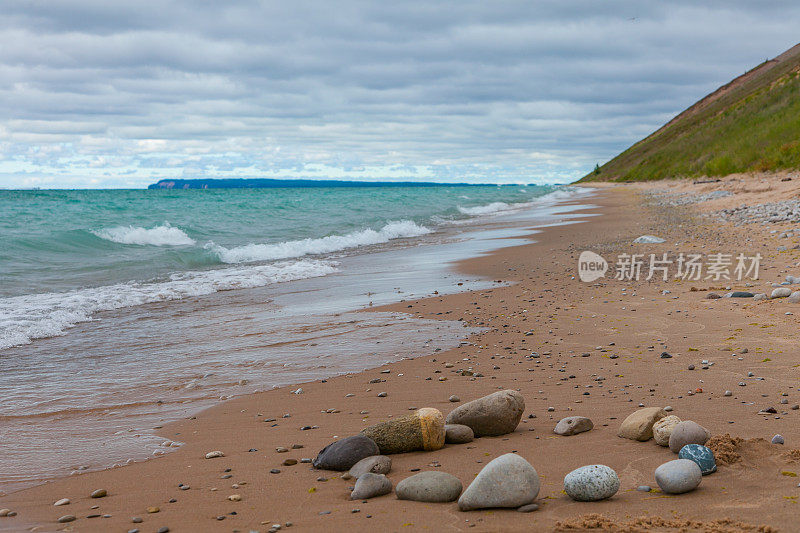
(1, 1), (798, 188)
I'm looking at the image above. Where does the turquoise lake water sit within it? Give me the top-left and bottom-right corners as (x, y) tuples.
(0, 184), (563, 348)
(0, 183), (595, 491)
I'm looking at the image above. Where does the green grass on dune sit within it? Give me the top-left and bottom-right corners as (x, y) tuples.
(581, 47), (800, 182)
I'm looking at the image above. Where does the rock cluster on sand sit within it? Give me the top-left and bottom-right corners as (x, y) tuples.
(678, 444), (717, 475)
(458, 453), (539, 511)
(445, 390), (525, 437)
(360, 407), (445, 454)
(563, 465), (620, 501)
(348, 455), (391, 479)
(444, 424), (474, 444)
(653, 415), (682, 446)
(396, 471), (463, 503)
(668, 421), (711, 453)
(618, 407), (667, 441)
(655, 459), (702, 494)
(313, 435), (380, 471)
(554, 416), (593, 436)
(350, 473), (392, 500)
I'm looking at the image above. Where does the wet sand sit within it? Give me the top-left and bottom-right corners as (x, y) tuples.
(3, 180), (800, 532)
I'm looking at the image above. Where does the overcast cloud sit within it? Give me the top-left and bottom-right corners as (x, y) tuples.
(0, 1), (798, 188)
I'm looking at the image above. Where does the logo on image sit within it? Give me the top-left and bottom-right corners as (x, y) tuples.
(578, 251), (608, 282)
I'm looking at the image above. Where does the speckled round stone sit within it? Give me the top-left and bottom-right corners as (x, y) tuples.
(563, 464), (620, 502)
(655, 459), (702, 494)
(678, 444), (716, 475)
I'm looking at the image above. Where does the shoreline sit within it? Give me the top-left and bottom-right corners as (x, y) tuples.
(3, 180), (800, 532)
(0, 187), (595, 495)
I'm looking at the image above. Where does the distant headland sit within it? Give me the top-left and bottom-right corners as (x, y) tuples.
(148, 178), (511, 190)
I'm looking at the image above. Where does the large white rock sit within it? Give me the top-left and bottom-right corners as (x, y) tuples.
(458, 453), (539, 511)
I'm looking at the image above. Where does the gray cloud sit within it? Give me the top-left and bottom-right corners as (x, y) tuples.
(0, 1), (798, 187)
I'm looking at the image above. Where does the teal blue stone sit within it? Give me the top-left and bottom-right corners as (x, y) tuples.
(678, 444), (716, 475)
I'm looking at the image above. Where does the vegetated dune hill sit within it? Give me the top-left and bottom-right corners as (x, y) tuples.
(580, 42), (800, 182)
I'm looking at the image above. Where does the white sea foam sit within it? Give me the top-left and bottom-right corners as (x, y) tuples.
(0, 260), (337, 349)
(93, 224), (196, 246)
(456, 187), (587, 217)
(457, 202), (513, 215)
(209, 220), (432, 264)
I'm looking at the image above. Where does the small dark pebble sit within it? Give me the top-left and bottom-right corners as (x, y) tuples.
(270, 469), (281, 474)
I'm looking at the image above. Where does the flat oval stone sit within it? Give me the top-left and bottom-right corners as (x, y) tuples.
(655, 459), (702, 494)
(395, 471), (462, 502)
(554, 416), (593, 436)
(678, 444), (716, 475)
(563, 465), (620, 501)
(444, 424), (474, 444)
(313, 435), (380, 471)
(348, 455), (391, 479)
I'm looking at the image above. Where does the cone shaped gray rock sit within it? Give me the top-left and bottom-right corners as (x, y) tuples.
(457, 453), (539, 511)
(445, 390), (525, 437)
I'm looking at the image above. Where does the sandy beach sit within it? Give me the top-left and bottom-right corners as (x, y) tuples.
(3, 178), (800, 532)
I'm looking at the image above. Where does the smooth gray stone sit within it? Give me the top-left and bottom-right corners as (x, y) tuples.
(554, 416), (593, 436)
(396, 471), (462, 502)
(771, 288), (792, 299)
(655, 459), (702, 494)
(772, 434), (785, 445)
(517, 503), (539, 512)
(445, 390), (525, 437)
(348, 455), (391, 479)
(563, 465), (619, 501)
(350, 473), (392, 500)
(313, 435), (380, 471)
(458, 453), (539, 511)
(668, 421), (710, 453)
(444, 424), (474, 444)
